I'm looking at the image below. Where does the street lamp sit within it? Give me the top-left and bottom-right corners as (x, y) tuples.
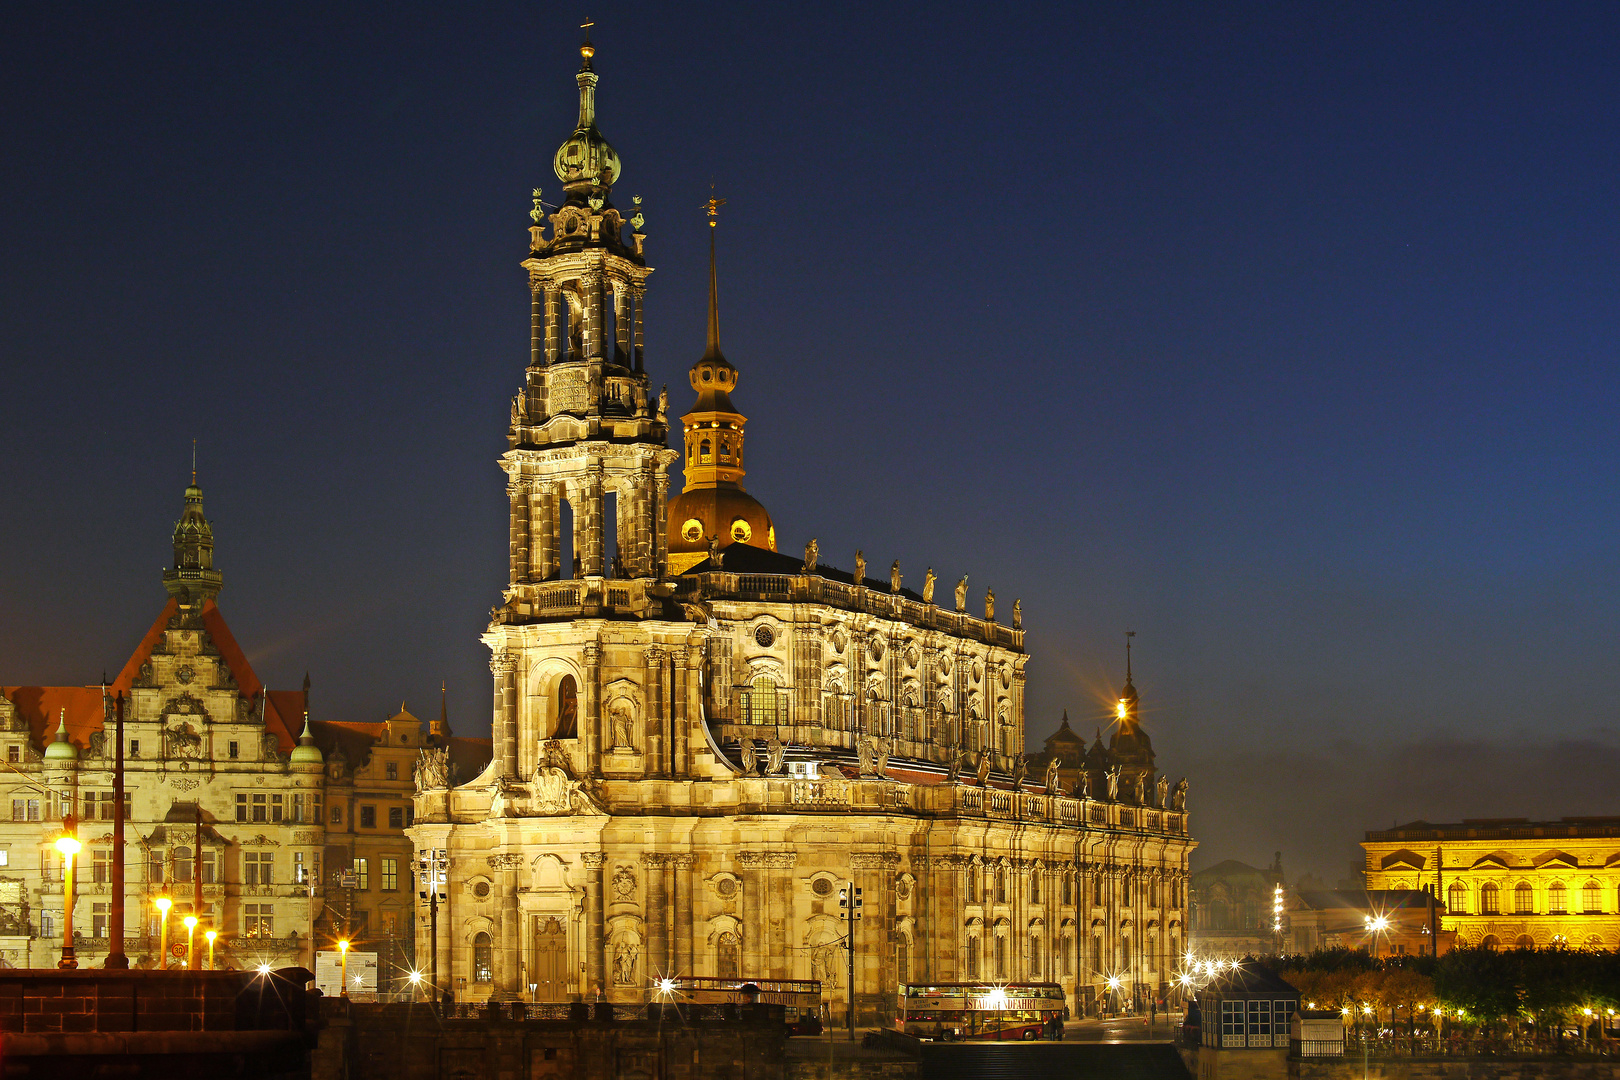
(338, 938), (351, 997)
(183, 915), (198, 970)
(54, 831), (82, 969)
(1364, 915), (1389, 959)
(204, 929), (217, 970)
(154, 894), (172, 969)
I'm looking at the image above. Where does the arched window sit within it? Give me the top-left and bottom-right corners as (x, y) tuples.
(1030, 935), (1042, 978)
(1120, 935), (1132, 970)
(965, 867), (976, 904)
(1584, 881), (1601, 914)
(718, 931), (740, 978)
(554, 675), (578, 739)
(1030, 871), (1041, 904)
(1481, 882), (1500, 914)
(473, 932), (493, 983)
(700, 439), (711, 463)
(896, 937), (910, 985)
(1447, 882), (1467, 914)
(966, 936), (980, 979)
(994, 935), (1006, 979)
(1549, 881), (1567, 914)
(742, 674), (779, 725)
(1481, 934), (1500, 950)
(720, 438), (731, 459)
(1515, 882), (1534, 914)
(1123, 877), (1132, 905)
(995, 869), (1007, 903)
(1515, 934), (1535, 950)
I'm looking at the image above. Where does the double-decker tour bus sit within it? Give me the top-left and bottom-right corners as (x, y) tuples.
(667, 977), (823, 1036)
(898, 982), (1066, 1040)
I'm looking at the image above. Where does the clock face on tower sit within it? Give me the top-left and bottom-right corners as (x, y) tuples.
(682, 519), (704, 543)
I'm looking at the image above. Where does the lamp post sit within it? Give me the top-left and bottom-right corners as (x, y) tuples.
(154, 894), (172, 969)
(205, 929), (217, 970)
(54, 825), (82, 969)
(339, 938), (351, 997)
(183, 915), (198, 970)
(1365, 915), (1389, 960)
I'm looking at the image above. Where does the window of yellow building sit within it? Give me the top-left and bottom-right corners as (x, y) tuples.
(381, 857), (398, 892)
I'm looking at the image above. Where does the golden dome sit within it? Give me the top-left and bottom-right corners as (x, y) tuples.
(667, 486), (776, 573)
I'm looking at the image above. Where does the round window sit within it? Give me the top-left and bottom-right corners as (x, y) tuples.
(755, 625), (775, 647)
(682, 518), (704, 543)
(730, 518), (752, 543)
(473, 881), (491, 899)
(812, 878), (834, 897)
(717, 878), (739, 899)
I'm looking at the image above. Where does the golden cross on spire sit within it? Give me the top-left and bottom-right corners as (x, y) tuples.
(580, 17), (594, 42)
(703, 185), (726, 228)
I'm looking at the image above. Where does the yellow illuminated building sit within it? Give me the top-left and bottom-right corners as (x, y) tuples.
(1363, 818), (1620, 949)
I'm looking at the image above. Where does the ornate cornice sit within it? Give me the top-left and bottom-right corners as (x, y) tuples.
(490, 651), (517, 677)
(581, 852), (607, 870)
(850, 851), (901, 869)
(639, 852), (668, 868)
(487, 853), (523, 871)
(737, 851), (797, 869)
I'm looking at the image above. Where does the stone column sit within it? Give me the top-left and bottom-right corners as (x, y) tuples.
(671, 854), (694, 977)
(582, 852), (606, 998)
(671, 641), (695, 779)
(631, 283), (645, 372)
(643, 853), (668, 977)
(646, 647), (666, 777)
(583, 642), (603, 777)
(582, 272), (604, 361)
(653, 473), (669, 576)
(491, 853), (523, 995)
(530, 483), (554, 582)
(529, 279), (545, 369)
(583, 463), (604, 577)
(613, 280), (631, 365)
(739, 852), (763, 977)
(508, 481), (529, 587)
(543, 281), (562, 365)
(766, 852), (796, 979)
(490, 651), (517, 780)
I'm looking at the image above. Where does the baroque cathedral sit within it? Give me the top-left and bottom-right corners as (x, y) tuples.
(408, 38), (1196, 1021)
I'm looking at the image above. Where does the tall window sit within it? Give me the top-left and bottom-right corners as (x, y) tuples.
(555, 676), (578, 738)
(965, 869), (976, 904)
(174, 847), (193, 884)
(386, 762), (398, 781)
(381, 857), (398, 892)
(718, 931), (741, 978)
(995, 870), (1006, 903)
(1121, 936), (1132, 971)
(352, 858), (369, 891)
(1123, 877), (1131, 905)
(388, 806), (404, 829)
(360, 805), (376, 829)
(1030, 935), (1042, 978)
(292, 794), (305, 823)
(40, 912), (53, 939)
(251, 794), (267, 823)
(1062, 876), (1072, 906)
(994, 936), (1006, 979)
(294, 851), (309, 887)
(896, 938), (910, 985)
(1549, 882), (1567, 914)
(271, 794), (283, 823)
(1584, 881), (1601, 913)
(245, 852), (274, 886)
(92, 849), (110, 884)
(1481, 882), (1500, 914)
(1030, 871), (1041, 904)
(742, 674), (780, 725)
(236, 794), (248, 822)
(93, 903), (108, 938)
(1448, 882), (1467, 914)
(245, 904), (274, 937)
(1514, 882), (1534, 914)
(473, 933), (494, 983)
(1062, 937), (1073, 976)
(966, 937), (980, 979)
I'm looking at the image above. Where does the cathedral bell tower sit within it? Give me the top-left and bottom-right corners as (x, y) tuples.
(499, 35), (678, 596)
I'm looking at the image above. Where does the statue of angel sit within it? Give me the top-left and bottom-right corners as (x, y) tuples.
(955, 575), (968, 612)
(923, 568), (936, 604)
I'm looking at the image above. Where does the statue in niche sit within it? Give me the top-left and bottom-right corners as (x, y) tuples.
(803, 538), (818, 572)
(1044, 757), (1061, 793)
(854, 550), (865, 585)
(554, 677), (578, 739)
(1011, 753), (1027, 791)
(610, 704), (635, 751)
(955, 576), (968, 612)
(856, 736), (876, 777)
(765, 735), (786, 776)
(516, 387), (526, 418)
(890, 561), (901, 593)
(811, 942), (840, 987)
(1156, 775), (1170, 808)
(974, 750), (991, 787)
(923, 568), (936, 604)
(984, 589), (995, 622)
(1106, 766), (1121, 801)
(613, 939), (639, 986)
(740, 739), (759, 776)
(1172, 777), (1188, 812)
(1013, 599), (1021, 629)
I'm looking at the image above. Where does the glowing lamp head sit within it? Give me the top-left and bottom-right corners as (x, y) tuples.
(987, 987), (1008, 1007)
(1106, 976), (1122, 991)
(183, 915), (198, 931)
(658, 977), (677, 996)
(257, 963), (273, 976)
(407, 970), (424, 985)
(1116, 700), (1128, 720)
(154, 896), (172, 915)
(338, 939), (350, 954)
(204, 930), (217, 943)
(54, 835), (81, 857)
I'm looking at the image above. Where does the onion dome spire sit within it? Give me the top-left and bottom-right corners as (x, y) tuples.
(552, 22), (621, 202)
(44, 708), (77, 762)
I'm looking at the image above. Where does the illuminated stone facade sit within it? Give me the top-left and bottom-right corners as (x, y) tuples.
(1364, 818), (1620, 950)
(410, 40), (1195, 1021)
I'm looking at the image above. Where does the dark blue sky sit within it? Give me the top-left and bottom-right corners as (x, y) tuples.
(4, 2), (1618, 879)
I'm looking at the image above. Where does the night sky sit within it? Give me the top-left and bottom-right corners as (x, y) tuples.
(4, 3), (1619, 882)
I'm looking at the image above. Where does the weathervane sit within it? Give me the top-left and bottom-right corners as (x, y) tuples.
(1125, 630), (1135, 680)
(703, 185), (726, 228)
